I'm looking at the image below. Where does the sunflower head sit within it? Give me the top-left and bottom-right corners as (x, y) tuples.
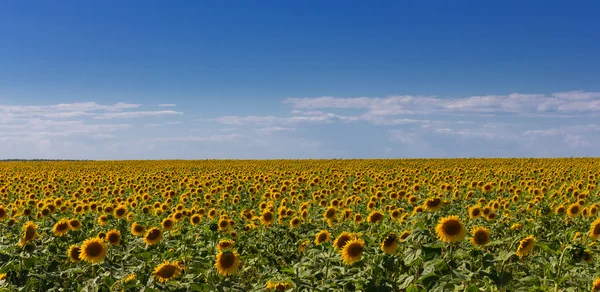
(144, 227), (162, 246)
(424, 197), (442, 212)
(435, 215), (466, 243)
(341, 238), (365, 265)
(106, 229), (121, 245)
(131, 222), (145, 236)
(516, 235), (536, 257)
(380, 233), (398, 254)
(68, 245), (81, 262)
(470, 226), (491, 247)
(589, 218), (600, 241)
(217, 239), (235, 251)
(161, 218), (175, 231)
(153, 260), (182, 283)
(80, 237), (108, 264)
(593, 278), (600, 291)
(333, 232), (356, 250)
(367, 210), (384, 224)
(53, 219), (71, 237)
(314, 230), (331, 245)
(68, 219), (82, 231)
(215, 250), (241, 276)
(20, 221), (39, 246)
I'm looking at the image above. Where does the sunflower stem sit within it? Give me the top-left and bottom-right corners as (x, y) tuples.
(554, 246), (568, 291)
(323, 247), (334, 283)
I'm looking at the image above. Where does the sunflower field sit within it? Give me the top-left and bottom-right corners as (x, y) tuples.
(1, 159), (600, 291)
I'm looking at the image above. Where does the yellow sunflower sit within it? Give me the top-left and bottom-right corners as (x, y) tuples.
(53, 219), (71, 237)
(589, 217), (600, 241)
(314, 230), (331, 245)
(435, 215), (466, 243)
(144, 227), (162, 245)
(261, 211), (275, 226)
(153, 260), (182, 282)
(161, 218), (175, 231)
(423, 197), (442, 212)
(80, 237), (108, 264)
(215, 250), (241, 276)
(131, 222), (145, 236)
(380, 233), (399, 254)
(67, 245), (81, 262)
(468, 206), (482, 218)
(106, 229), (121, 245)
(593, 278), (600, 291)
(567, 203), (581, 218)
(68, 219), (82, 231)
(367, 210), (384, 224)
(341, 238), (365, 265)
(470, 226), (491, 247)
(217, 239), (235, 251)
(19, 221), (39, 246)
(333, 232), (356, 250)
(516, 235), (536, 257)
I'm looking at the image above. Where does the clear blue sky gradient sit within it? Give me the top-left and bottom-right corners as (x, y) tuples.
(1, 1), (599, 159)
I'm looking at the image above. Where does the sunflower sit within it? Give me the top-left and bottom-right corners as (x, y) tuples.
(435, 215), (466, 243)
(124, 274), (136, 283)
(0, 205), (5, 220)
(315, 230), (331, 245)
(144, 227), (162, 245)
(19, 221), (38, 246)
(98, 215), (109, 226)
(333, 232), (356, 250)
(67, 245), (81, 262)
(423, 197), (442, 212)
(80, 237), (108, 264)
(266, 280), (294, 291)
(298, 240), (309, 253)
(53, 219), (71, 237)
(367, 210), (384, 224)
(0, 273), (5, 282)
(131, 222), (145, 236)
(516, 235), (536, 257)
(468, 206), (481, 218)
(399, 230), (411, 242)
(593, 278), (600, 291)
(354, 214), (363, 224)
(470, 227), (491, 247)
(590, 218), (600, 241)
(584, 250), (592, 263)
(261, 211), (275, 226)
(190, 214), (202, 225)
(288, 217), (301, 228)
(153, 260), (182, 282)
(215, 250), (241, 276)
(341, 238), (365, 265)
(114, 205), (127, 219)
(218, 217), (230, 231)
(510, 223), (523, 231)
(106, 229), (121, 245)
(380, 233), (399, 254)
(161, 218), (175, 231)
(217, 239), (235, 251)
(68, 219), (82, 231)
(567, 203), (581, 218)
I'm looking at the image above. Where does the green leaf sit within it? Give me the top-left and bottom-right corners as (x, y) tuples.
(397, 274), (415, 289)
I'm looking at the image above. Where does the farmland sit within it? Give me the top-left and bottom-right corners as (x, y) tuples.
(0, 159), (599, 291)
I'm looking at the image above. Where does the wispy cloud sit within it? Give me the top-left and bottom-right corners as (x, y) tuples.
(158, 104), (177, 107)
(94, 110), (183, 119)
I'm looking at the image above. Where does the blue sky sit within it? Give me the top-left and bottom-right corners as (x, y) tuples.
(1, 1), (599, 159)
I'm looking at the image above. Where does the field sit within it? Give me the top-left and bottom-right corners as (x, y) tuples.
(1, 159), (600, 291)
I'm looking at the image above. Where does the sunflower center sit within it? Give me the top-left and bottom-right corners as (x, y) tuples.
(147, 229), (160, 240)
(219, 252), (235, 268)
(108, 234), (119, 243)
(474, 231), (489, 244)
(263, 213), (273, 221)
(56, 223), (69, 232)
(471, 208), (481, 216)
(318, 234), (327, 242)
(347, 243), (363, 257)
(383, 235), (396, 247)
(157, 265), (177, 278)
(442, 220), (462, 236)
(521, 240), (530, 249)
(70, 247), (81, 260)
(336, 235), (351, 249)
(86, 242), (103, 257)
(325, 209), (335, 218)
(25, 227), (36, 240)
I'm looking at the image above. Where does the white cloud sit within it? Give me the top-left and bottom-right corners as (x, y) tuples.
(283, 91), (600, 116)
(94, 110), (183, 119)
(255, 127), (296, 135)
(564, 135), (592, 148)
(149, 134), (242, 142)
(158, 104), (177, 107)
